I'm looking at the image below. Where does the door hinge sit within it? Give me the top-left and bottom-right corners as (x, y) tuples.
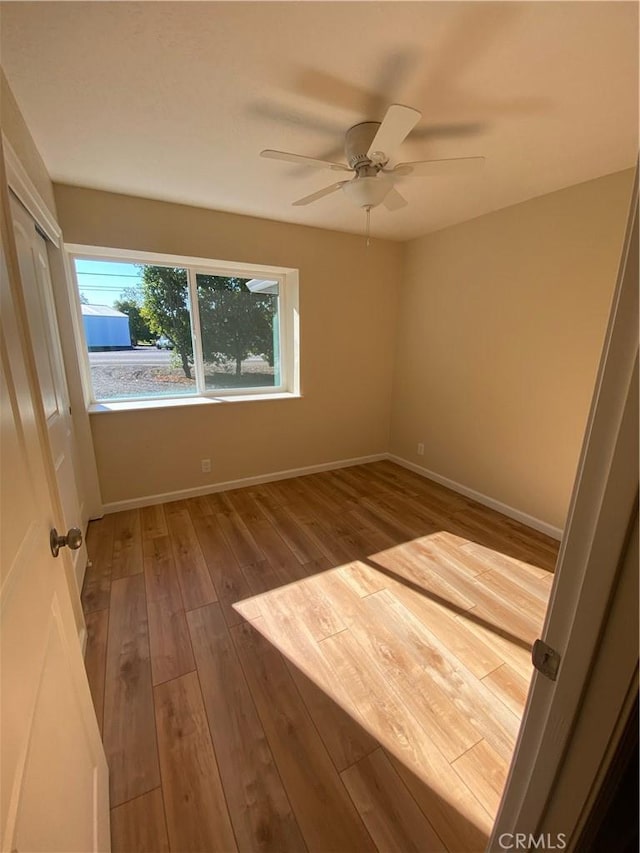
(532, 639), (561, 681)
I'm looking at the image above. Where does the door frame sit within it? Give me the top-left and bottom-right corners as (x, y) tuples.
(489, 171), (638, 848)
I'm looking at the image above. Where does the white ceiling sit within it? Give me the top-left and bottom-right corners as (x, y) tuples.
(1, 1), (638, 241)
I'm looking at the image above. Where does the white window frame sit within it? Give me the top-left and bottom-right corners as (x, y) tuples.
(65, 244), (300, 411)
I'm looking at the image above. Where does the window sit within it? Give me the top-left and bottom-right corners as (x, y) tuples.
(68, 248), (299, 406)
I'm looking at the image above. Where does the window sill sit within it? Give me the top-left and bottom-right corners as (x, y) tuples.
(88, 391), (301, 413)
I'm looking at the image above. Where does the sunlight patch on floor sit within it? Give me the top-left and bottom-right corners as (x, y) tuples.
(233, 530), (553, 841)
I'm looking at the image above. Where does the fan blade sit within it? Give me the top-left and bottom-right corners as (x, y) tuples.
(411, 121), (487, 141)
(292, 182), (348, 207)
(383, 187), (408, 211)
(260, 149), (352, 172)
(391, 156), (486, 177)
(367, 104), (421, 161)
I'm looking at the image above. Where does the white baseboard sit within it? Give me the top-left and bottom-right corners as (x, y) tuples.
(101, 450), (563, 541)
(387, 454), (563, 541)
(101, 453), (387, 514)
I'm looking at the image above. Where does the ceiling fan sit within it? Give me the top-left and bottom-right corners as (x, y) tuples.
(260, 104), (485, 212)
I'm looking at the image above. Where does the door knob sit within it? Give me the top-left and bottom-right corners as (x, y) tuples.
(50, 526), (83, 558)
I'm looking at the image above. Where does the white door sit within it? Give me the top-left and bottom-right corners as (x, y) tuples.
(1, 191), (110, 849)
(9, 192), (88, 596)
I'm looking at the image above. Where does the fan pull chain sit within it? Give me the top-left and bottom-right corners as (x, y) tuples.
(365, 206), (371, 247)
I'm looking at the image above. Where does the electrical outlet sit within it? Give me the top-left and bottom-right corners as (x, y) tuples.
(417, 443), (425, 456)
(201, 458), (211, 473)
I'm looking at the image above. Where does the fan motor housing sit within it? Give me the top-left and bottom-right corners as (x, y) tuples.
(345, 122), (385, 172)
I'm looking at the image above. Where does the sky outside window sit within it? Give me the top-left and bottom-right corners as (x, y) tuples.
(75, 259), (142, 306)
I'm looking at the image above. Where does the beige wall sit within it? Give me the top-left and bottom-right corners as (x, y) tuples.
(1, 68), (57, 215)
(389, 169), (635, 530)
(54, 185), (402, 505)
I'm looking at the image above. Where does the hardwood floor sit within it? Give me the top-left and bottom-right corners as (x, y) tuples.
(81, 460), (557, 853)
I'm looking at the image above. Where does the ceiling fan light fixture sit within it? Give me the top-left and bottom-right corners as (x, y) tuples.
(342, 174), (392, 209)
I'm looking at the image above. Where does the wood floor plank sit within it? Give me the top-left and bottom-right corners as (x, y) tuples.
(187, 604), (307, 853)
(473, 566), (549, 619)
(282, 506), (355, 566)
(454, 607), (534, 680)
(257, 500), (324, 565)
(367, 493), (444, 540)
(190, 511), (259, 626)
(286, 479), (358, 538)
(231, 620), (376, 852)
(415, 531), (493, 579)
(349, 503), (418, 544)
(154, 671), (237, 853)
(263, 481), (320, 524)
(335, 465), (402, 501)
(204, 489), (236, 516)
(482, 662), (531, 717)
(318, 628), (493, 852)
(461, 540), (552, 583)
(470, 599), (539, 649)
(452, 738), (509, 818)
(368, 540), (478, 613)
(367, 482), (469, 535)
(110, 788), (169, 853)
(165, 506), (217, 609)
(339, 525), (394, 563)
(319, 577), (484, 764)
(104, 574), (160, 806)
(84, 608), (108, 735)
(341, 748), (445, 853)
(84, 610), (109, 734)
(217, 510), (265, 567)
(141, 504), (168, 540)
(286, 661), (379, 774)
(236, 557), (289, 605)
(390, 579), (505, 679)
(372, 461), (468, 508)
(371, 589), (521, 761)
(245, 481), (286, 510)
(275, 576), (346, 642)
(242, 513), (308, 582)
(389, 536), (542, 646)
(82, 514), (114, 613)
(293, 471), (371, 538)
(224, 487), (267, 524)
(310, 471), (360, 510)
(253, 575), (380, 773)
(183, 494), (214, 519)
(451, 505), (557, 571)
(161, 498), (190, 515)
(355, 497), (428, 541)
(373, 460), (470, 512)
(111, 509), (144, 579)
(143, 535), (195, 685)
(336, 560), (388, 598)
(397, 480), (471, 518)
(359, 460), (423, 495)
(471, 508), (558, 564)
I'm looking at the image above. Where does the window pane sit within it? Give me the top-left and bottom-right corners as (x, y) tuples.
(74, 259), (196, 400)
(195, 274), (280, 390)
